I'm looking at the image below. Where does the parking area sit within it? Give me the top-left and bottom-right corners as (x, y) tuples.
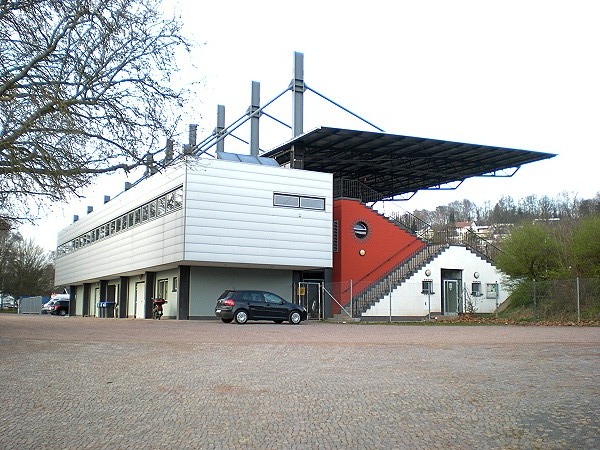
(1, 315), (598, 449)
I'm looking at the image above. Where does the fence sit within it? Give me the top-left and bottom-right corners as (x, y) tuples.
(505, 278), (600, 322)
(320, 278), (503, 321)
(312, 278), (599, 323)
(19, 296), (44, 314)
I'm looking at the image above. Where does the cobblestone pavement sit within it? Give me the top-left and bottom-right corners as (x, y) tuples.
(1, 315), (598, 450)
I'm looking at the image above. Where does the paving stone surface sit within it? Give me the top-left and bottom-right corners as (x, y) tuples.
(0, 315), (598, 449)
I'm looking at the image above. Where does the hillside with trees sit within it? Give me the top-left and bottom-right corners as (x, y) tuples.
(411, 192), (600, 228)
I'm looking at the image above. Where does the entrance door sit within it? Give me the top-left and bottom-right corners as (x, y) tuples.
(443, 280), (459, 315)
(297, 282), (323, 320)
(107, 285), (117, 318)
(135, 282), (146, 319)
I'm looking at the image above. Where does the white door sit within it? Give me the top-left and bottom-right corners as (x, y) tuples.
(135, 282), (146, 319)
(94, 287), (100, 317)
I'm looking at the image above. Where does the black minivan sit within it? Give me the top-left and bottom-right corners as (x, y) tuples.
(215, 290), (307, 325)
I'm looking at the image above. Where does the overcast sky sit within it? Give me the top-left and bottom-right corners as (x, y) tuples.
(20, 0), (600, 250)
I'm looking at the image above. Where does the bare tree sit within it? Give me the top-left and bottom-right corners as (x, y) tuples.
(1, 0), (191, 224)
(0, 226), (21, 295)
(1, 236), (55, 297)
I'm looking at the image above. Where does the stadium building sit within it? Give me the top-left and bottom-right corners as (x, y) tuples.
(54, 53), (555, 321)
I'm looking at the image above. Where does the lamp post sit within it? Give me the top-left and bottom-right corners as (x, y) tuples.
(423, 269), (434, 321)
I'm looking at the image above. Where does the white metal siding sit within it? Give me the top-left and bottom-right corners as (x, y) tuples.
(55, 159), (333, 286)
(55, 166), (186, 285)
(55, 214), (185, 286)
(183, 159), (332, 269)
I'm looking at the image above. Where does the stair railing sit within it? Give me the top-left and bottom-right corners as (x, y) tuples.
(334, 178), (430, 237)
(351, 244), (447, 316)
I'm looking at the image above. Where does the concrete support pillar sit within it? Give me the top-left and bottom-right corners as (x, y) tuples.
(118, 277), (129, 318)
(144, 272), (156, 319)
(249, 81), (260, 156)
(292, 51), (304, 138)
(178, 265), (190, 320)
(216, 105), (225, 154)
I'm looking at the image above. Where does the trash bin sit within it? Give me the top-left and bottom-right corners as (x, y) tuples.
(97, 301), (115, 318)
(97, 302), (106, 318)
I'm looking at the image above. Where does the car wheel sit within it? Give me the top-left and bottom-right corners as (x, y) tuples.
(289, 310), (302, 324)
(234, 309), (249, 324)
(59, 310), (67, 316)
(273, 320), (284, 324)
(221, 318), (233, 323)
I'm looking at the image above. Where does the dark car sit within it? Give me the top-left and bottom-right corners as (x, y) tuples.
(215, 290), (307, 325)
(48, 299), (70, 316)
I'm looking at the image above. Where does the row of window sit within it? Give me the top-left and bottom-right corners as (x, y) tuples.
(57, 186), (184, 257)
(472, 281), (499, 299)
(421, 280), (498, 299)
(273, 193), (325, 210)
(57, 189), (324, 257)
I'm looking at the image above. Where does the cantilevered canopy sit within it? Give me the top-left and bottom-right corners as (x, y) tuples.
(263, 127), (556, 199)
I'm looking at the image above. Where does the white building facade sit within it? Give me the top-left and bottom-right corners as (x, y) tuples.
(55, 157), (333, 319)
(362, 245), (508, 319)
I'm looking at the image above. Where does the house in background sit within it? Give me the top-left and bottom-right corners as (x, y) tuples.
(54, 52), (556, 321)
(455, 220), (477, 237)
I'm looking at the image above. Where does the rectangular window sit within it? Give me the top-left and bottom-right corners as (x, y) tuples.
(300, 196), (325, 210)
(166, 192), (175, 211)
(149, 200), (157, 219)
(157, 279), (168, 299)
(274, 193), (326, 210)
(142, 205), (149, 221)
(158, 197), (166, 216)
(274, 193), (299, 208)
(172, 277), (178, 292)
(471, 282), (482, 297)
(421, 280), (434, 295)
(173, 187), (183, 209)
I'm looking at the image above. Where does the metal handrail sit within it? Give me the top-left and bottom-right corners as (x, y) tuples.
(335, 177), (501, 260)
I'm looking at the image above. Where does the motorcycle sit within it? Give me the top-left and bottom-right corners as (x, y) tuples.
(152, 298), (167, 319)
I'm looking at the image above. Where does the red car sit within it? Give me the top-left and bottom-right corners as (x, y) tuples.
(48, 299), (70, 316)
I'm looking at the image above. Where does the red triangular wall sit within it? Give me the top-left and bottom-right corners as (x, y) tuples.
(333, 199), (426, 306)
